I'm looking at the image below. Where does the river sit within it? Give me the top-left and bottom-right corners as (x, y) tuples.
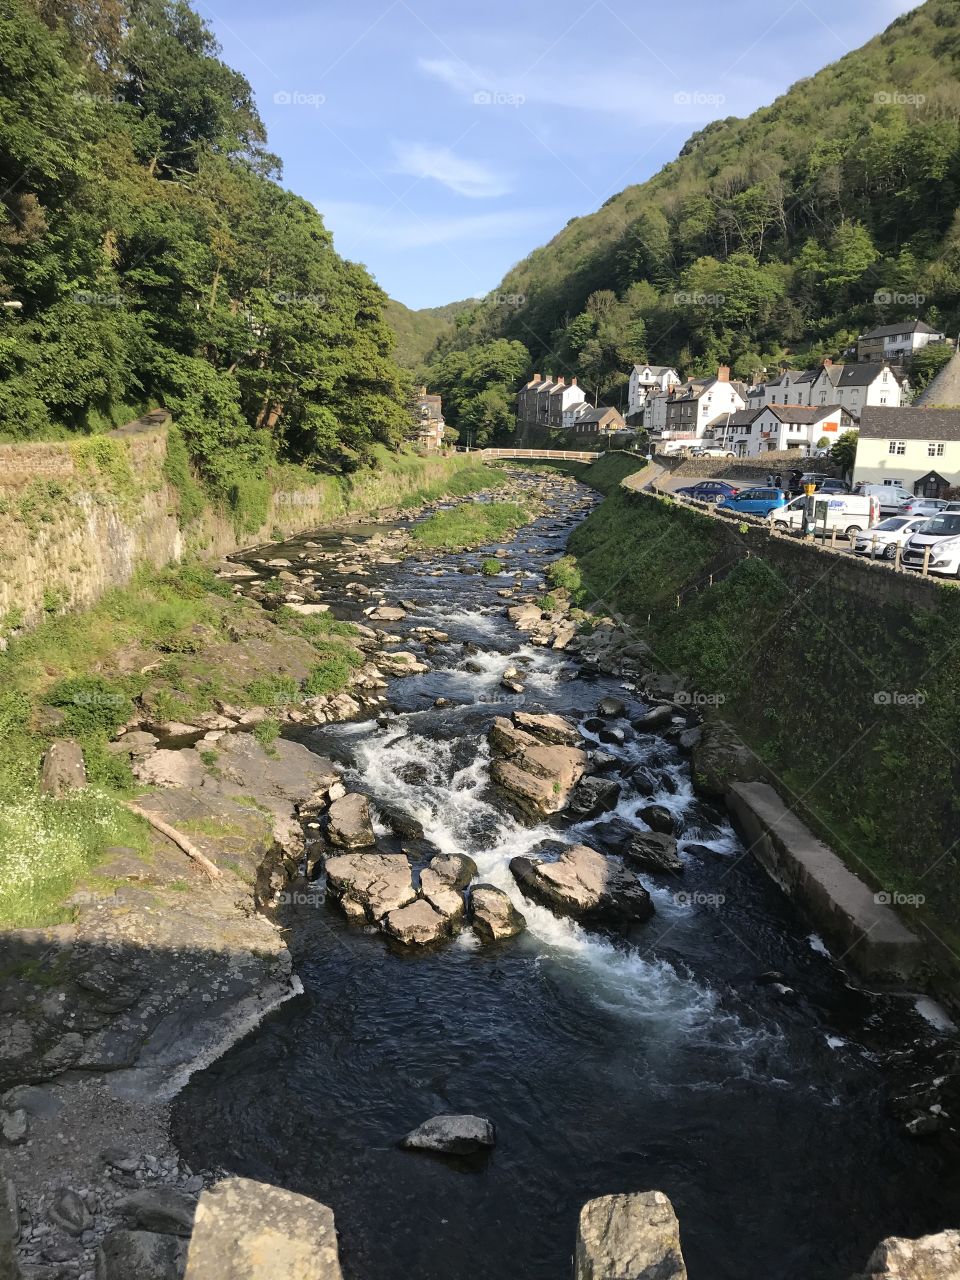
(172, 477), (956, 1279)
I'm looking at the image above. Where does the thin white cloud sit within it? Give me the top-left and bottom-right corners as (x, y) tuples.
(391, 140), (509, 198)
(318, 199), (547, 252)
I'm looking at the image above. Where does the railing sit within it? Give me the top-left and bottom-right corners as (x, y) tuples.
(464, 447), (604, 463)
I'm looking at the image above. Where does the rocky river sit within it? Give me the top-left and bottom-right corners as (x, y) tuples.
(156, 472), (960, 1279)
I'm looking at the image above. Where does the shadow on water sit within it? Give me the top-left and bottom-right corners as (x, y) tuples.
(172, 484), (959, 1280)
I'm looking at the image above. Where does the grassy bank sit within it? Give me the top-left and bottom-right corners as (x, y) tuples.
(567, 486), (960, 968)
(411, 500), (537, 550)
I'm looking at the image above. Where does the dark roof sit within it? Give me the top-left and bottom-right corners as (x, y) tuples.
(835, 362), (899, 388)
(632, 364), (676, 376)
(860, 320), (939, 341)
(726, 408), (764, 428)
(859, 406), (960, 441)
(761, 403), (844, 424)
(575, 405), (623, 423)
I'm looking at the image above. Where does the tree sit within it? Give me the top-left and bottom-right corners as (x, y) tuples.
(831, 430), (859, 477)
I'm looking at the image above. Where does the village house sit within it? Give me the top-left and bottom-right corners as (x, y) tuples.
(713, 407), (763, 455)
(414, 386), (445, 450)
(807, 360), (908, 415)
(757, 368), (819, 407)
(626, 364), (681, 418)
(516, 373), (584, 431)
(567, 405), (625, 436)
(734, 403), (854, 454)
(660, 366), (747, 446)
(856, 319), (946, 364)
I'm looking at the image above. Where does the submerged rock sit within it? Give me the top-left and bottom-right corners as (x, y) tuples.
(324, 852), (416, 920)
(510, 844), (654, 926)
(401, 1114), (496, 1155)
(470, 885), (526, 942)
(185, 1176), (343, 1279)
(326, 793), (376, 848)
(575, 1190), (687, 1279)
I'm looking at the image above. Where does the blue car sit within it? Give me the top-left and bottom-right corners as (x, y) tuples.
(717, 486), (788, 517)
(674, 481), (740, 504)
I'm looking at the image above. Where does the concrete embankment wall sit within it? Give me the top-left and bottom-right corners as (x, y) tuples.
(0, 412), (480, 629)
(568, 481), (960, 979)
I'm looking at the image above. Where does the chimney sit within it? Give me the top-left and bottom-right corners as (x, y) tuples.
(570, 377), (577, 386)
(555, 376), (565, 387)
(532, 373), (541, 383)
(822, 358), (832, 368)
(717, 365), (730, 382)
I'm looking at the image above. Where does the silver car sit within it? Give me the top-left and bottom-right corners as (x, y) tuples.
(853, 516), (928, 560)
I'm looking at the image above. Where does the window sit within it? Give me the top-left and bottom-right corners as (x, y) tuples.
(928, 442), (945, 457)
(889, 440), (906, 455)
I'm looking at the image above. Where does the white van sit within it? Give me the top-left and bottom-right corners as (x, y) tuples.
(854, 483), (913, 513)
(768, 493), (880, 537)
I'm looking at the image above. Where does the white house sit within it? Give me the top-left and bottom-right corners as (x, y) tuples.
(740, 404), (853, 454)
(807, 360), (907, 416)
(760, 368), (820, 407)
(857, 320), (946, 364)
(547, 376), (586, 428)
(853, 406), (960, 496)
(661, 366), (746, 443)
(627, 364), (681, 418)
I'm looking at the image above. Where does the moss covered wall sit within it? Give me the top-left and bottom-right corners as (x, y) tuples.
(569, 485), (960, 965)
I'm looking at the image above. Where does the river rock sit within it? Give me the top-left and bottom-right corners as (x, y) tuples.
(379, 651), (429, 676)
(598, 697), (625, 718)
(624, 832), (682, 875)
(369, 605), (406, 621)
(0, 1108), (26, 1145)
(378, 804), (425, 840)
(401, 1114), (496, 1155)
(419, 869), (465, 921)
(851, 1229), (960, 1279)
(566, 776), (622, 821)
(324, 852), (415, 920)
(507, 604), (542, 631)
(134, 748), (207, 790)
(184, 1176), (342, 1279)
(327, 793), (376, 848)
(491, 755), (579, 821)
(284, 602), (330, 614)
(429, 853), (478, 890)
(118, 1188), (196, 1237)
(382, 898), (451, 946)
(98, 1229), (188, 1280)
(40, 739), (86, 796)
(512, 711), (581, 747)
(639, 804), (678, 836)
(633, 705), (674, 732)
(49, 1188), (91, 1235)
(575, 1191), (687, 1279)
(489, 716), (538, 758)
(690, 719), (762, 800)
(510, 844), (654, 925)
(470, 885), (526, 942)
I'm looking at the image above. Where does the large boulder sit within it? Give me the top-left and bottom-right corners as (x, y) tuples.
(428, 853), (478, 890)
(851, 1229), (960, 1279)
(382, 898), (451, 946)
(184, 1176), (342, 1279)
(575, 1191), (687, 1280)
(489, 715), (587, 820)
(624, 832), (682, 875)
(324, 852), (416, 920)
(470, 885), (526, 942)
(690, 719), (763, 800)
(401, 1114), (496, 1155)
(512, 711), (581, 747)
(566, 776), (622, 821)
(639, 804), (678, 836)
(419, 869), (465, 922)
(40, 739), (86, 797)
(326, 793), (376, 848)
(117, 1188), (197, 1237)
(510, 844), (654, 926)
(97, 1229), (189, 1280)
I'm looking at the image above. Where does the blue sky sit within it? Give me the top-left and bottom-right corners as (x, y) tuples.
(198, 0), (917, 309)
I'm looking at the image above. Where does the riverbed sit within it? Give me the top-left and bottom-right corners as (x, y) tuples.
(172, 478), (957, 1279)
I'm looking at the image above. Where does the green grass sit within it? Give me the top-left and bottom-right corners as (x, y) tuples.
(252, 718), (281, 751)
(411, 500), (537, 551)
(480, 557), (502, 577)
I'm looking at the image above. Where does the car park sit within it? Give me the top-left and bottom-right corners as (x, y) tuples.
(799, 474), (849, 494)
(718, 487), (788, 517)
(768, 492), (879, 537)
(901, 512), (960, 575)
(853, 516), (929, 560)
(853, 483), (915, 514)
(674, 480), (740, 503)
(898, 497), (947, 518)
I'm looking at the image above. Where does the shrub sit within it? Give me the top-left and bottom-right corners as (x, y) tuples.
(481, 558), (502, 576)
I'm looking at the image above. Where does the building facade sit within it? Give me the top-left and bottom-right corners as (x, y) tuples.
(853, 406), (960, 495)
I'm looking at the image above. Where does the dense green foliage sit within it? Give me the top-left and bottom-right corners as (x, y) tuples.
(384, 297), (473, 368)
(0, 0), (412, 514)
(569, 487), (960, 961)
(439, 0), (960, 405)
(422, 338), (530, 446)
(410, 499), (535, 550)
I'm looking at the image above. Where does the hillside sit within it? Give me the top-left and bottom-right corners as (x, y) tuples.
(384, 297), (474, 369)
(0, 0), (411, 529)
(437, 0), (960, 400)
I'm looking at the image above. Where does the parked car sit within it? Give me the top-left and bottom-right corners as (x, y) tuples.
(852, 515), (929, 560)
(768, 493), (880, 537)
(674, 480), (740, 503)
(854, 483), (914, 514)
(898, 497), (947, 517)
(687, 446), (729, 458)
(718, 487), (788, 517)
(901, 512), (960, 576)
(798, 474), (850, 494)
